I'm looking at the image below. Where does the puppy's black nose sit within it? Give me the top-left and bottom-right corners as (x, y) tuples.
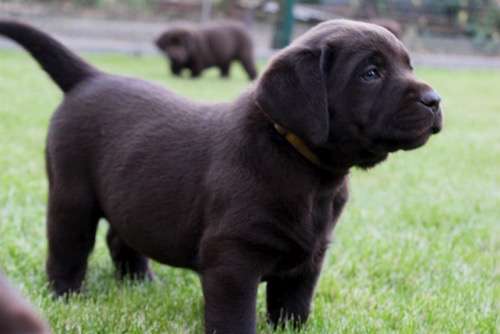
(420, 90), (441, 110)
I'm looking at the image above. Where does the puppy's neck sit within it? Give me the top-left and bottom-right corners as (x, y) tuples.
(232, 95), (348, 181)
(272, 123), (322, 168)
(253, 104), (346, 175)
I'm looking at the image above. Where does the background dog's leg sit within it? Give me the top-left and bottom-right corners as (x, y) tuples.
(190, 67), (202, 78)
(218, 63), (231, 78)
(46, 184), (100, 296)
(265, 269), (320, 328)
(239, 54), (257, 80)
(106, 226), (153, 281)
(170, 61), (182, 77)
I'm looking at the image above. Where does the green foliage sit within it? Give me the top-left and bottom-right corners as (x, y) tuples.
(425, 0), (500, 32)
(0, 50), (499, 333)
(75, 0), (103, 6)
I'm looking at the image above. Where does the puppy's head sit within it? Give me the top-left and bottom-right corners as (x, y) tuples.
(256, 19), (442, 169)
(155, 28), (196, 64)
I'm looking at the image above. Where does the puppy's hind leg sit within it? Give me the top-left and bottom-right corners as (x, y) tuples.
(190, 67), (202, 78)
(46, 183), (100, 297)
(219, 63), (231, 78)
(170, 61), (182, 77)
(106, 226), (153, 281)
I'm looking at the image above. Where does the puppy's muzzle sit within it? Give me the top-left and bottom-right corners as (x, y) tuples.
(419, 89), (442, 134)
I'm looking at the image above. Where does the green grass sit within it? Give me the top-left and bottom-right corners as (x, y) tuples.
(0, 49), (499, 333)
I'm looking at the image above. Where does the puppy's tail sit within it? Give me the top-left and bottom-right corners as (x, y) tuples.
(0, 20), (98, 93)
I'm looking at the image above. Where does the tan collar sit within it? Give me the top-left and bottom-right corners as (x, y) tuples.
(273, 123), (322, 167)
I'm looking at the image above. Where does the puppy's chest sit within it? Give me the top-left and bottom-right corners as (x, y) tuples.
(272, 192), (340, 275)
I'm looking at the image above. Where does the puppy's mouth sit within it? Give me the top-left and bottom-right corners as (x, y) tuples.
(381, 108), (443, 148)
(377, 131), (431, 152)
(377, 107), (443, 152)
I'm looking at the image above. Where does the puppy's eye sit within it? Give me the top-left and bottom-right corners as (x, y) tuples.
(361, 67), (381, 81)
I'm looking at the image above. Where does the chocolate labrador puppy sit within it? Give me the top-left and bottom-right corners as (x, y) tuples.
(155, 21), (258, 80)
(0, 272), (50, 334)
(0, 19), (442, 334)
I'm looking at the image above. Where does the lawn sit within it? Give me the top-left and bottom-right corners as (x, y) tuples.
(0, 49), (498, 333)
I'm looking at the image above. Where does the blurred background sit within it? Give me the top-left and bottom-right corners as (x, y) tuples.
(1, 0), (499, 68)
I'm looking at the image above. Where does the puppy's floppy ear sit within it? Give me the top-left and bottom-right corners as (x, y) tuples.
(255, 46), (333, 146)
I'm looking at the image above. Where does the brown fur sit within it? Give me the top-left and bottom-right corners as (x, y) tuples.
(0, 19), (442, 334)
(0, 273), (50, 334)
(155, 21), (258, 80)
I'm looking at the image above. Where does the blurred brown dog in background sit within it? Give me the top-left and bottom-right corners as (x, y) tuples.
(155, 21), (258, 80)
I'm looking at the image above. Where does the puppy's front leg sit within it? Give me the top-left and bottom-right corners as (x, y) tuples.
(202, 267), (258, 334)
(266, 269), (321, 329)
(200, 242), (273, 334)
